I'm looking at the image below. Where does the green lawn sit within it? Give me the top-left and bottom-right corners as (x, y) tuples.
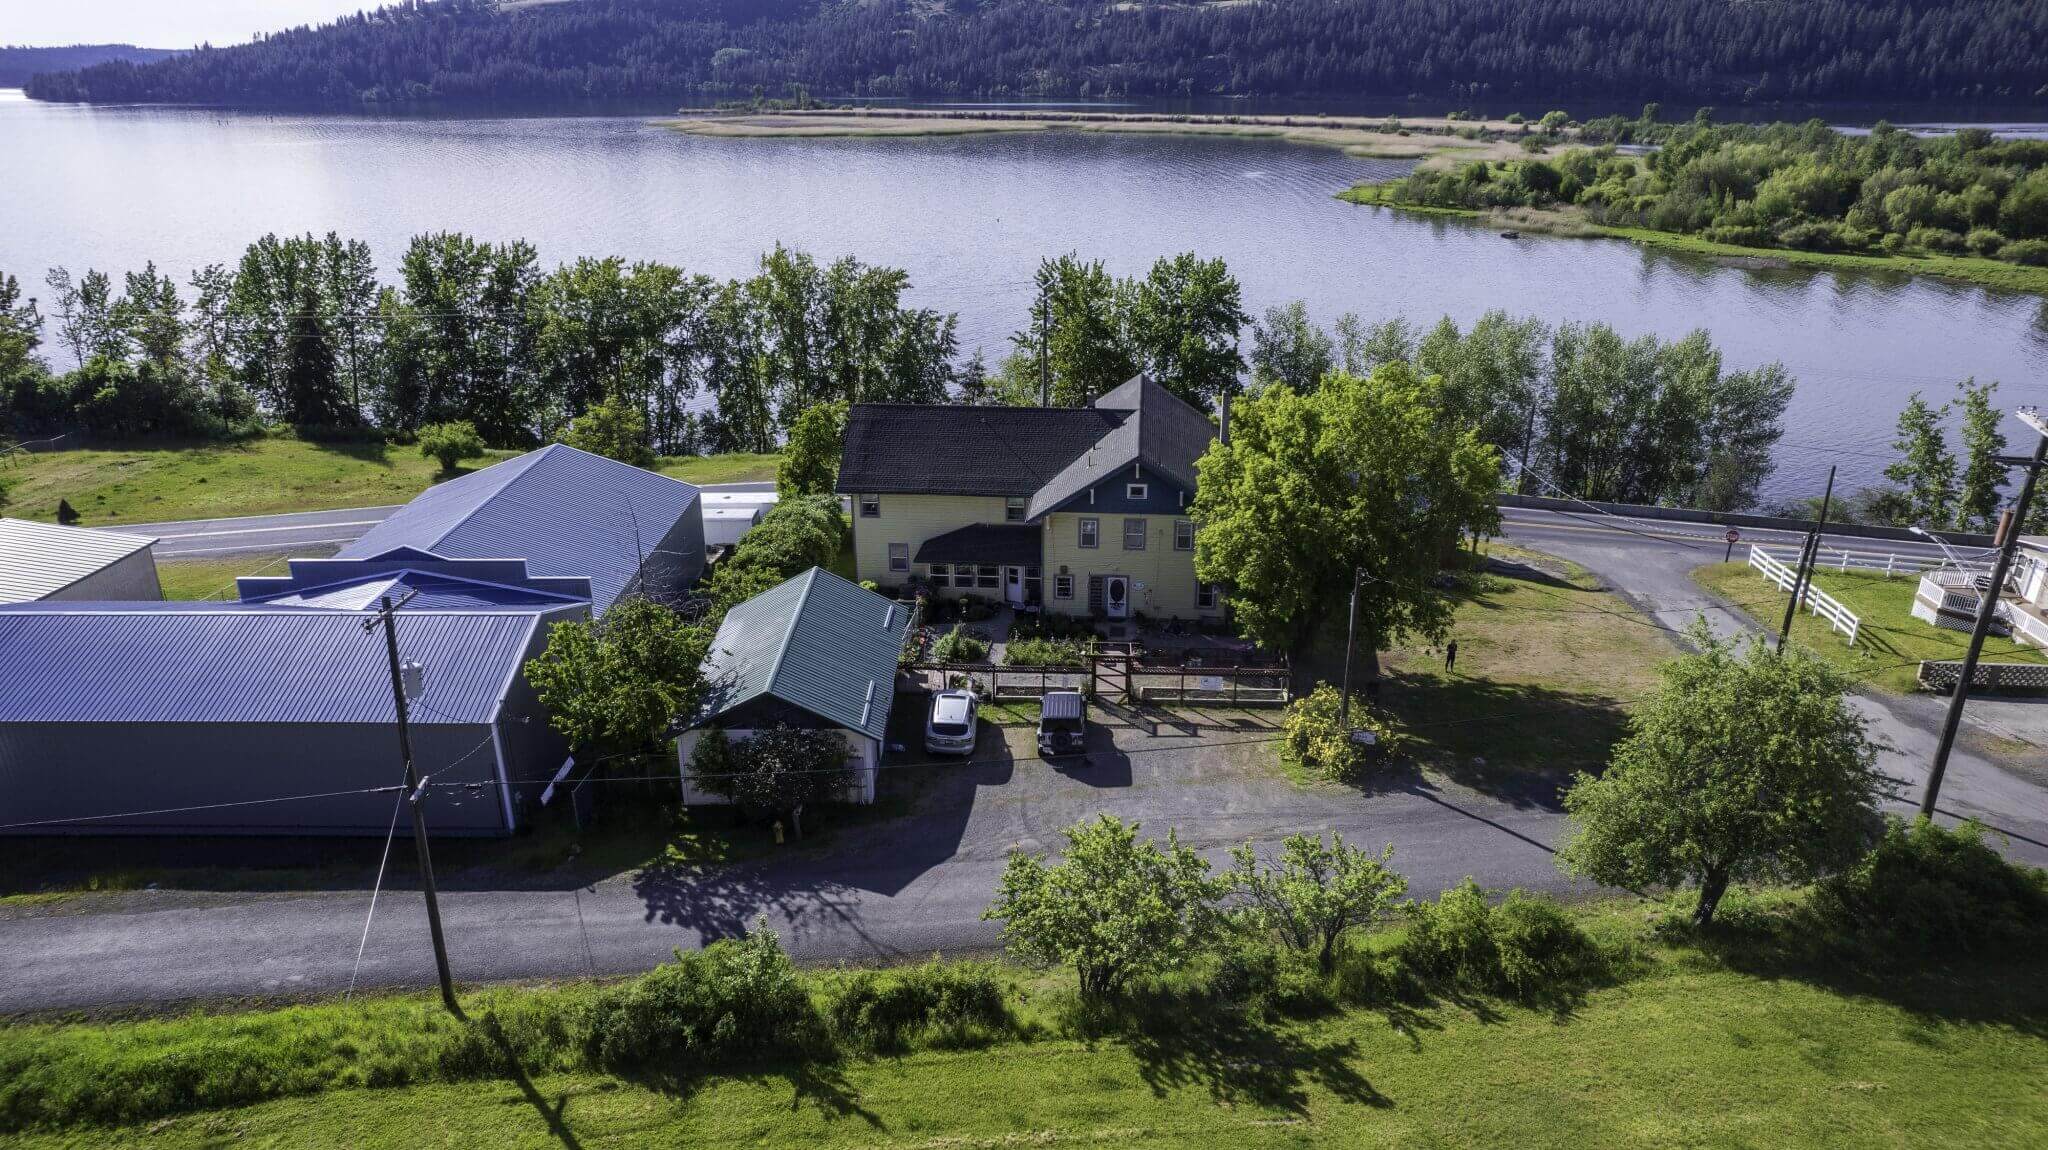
(7, 897), (2045, 1148)
(1694, 562), (2048, 694)
(0, 438), (782, 527)
(1338, 182), (2048, 295)
(1360, 542), (1679, 789)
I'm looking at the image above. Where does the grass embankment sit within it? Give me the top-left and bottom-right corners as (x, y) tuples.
(1339, 182), (2048, 294)
(664, 108), (1549, 165)
(1693, 561), (2048, 694)
(6, 894), (2046, 1148)
(1, 437), (782, 527)
(1363, 542), (1676, 789)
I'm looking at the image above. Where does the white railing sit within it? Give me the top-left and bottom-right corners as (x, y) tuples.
(1911, 569), (2014, 636)
(1747, 545), (1861, 646)
(2011, 605), (2048, 649)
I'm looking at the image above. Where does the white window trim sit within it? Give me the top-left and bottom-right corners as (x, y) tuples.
(1005, 496), (1028, 522)
(888, 542), (910, 572)
(1127, 482), (1149, 501)
(1055, 574), (1075, 599)
(859, 494), (881, 518)
(1123, 517), (1147, 551)
(1174, 519), (1194, 551)
(1079, 517), (1099, 549)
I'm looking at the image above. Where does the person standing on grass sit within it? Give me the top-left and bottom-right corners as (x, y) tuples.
(1444, 639), (1458, 674)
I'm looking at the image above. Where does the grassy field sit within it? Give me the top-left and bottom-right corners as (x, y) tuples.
(1693, 562), (2048, 694)
(0, 438), (782, 527)
(6, 895), (2045, 1148)
(1361, 542), (1678, 790)
(1338, 183), (2048, 295)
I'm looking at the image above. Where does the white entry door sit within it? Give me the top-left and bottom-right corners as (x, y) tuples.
(1004, 566), (1026, 607)
(1104, 575), (1130, 619)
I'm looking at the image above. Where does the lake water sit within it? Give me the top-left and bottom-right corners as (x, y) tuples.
(5, 90), (2045, 504)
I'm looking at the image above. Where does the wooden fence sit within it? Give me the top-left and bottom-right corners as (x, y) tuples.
(900, 656), (1291, 707)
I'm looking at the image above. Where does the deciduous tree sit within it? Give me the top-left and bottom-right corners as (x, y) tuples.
(1558, 627), (1889, 928)
(1953, 377), (2007, 533)
(688, 725), (854, 838)
(563, 392), (655, 468)
(1885, 391), (1958, 528)
(1230, 832), (1406, 972)
(525, 596), (712, 759)
(1192, 362), (1501, 666)
(1125, 251), (1246, 408)
(777, 400), (847, 495)
(984, 814), (1223, 1000)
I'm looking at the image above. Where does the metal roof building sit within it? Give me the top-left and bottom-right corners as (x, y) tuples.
(678, 568), (911, 806)
(0, 583), (583, 836)
(338, 443), (705, 614)
(0, 518), (162, 603)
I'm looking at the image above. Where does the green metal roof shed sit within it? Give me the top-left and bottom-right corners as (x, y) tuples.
(694, 567), (910, 741)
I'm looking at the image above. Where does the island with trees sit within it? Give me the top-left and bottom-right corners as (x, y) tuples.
(1345, 110), (2048, 293)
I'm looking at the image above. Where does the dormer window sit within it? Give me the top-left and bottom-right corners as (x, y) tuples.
(1126, 483), (1149, 501)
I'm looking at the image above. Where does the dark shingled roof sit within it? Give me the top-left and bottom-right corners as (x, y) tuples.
(837, 404), (1126, 496)
(1025, 376), (1218, 518)
(915, 524), (1043, 568)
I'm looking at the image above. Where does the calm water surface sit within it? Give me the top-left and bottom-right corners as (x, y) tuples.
(4, 91), (2045, 503)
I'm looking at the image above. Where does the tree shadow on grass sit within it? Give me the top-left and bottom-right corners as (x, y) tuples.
(1371, 670), (1634, 811)
(1087, 990), (1391, 1114)
(482, 1018), (586, 1150)
(1652, 903), (2048, 1040)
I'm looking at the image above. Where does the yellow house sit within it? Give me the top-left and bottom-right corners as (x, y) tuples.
(837, 376), (1227, 623)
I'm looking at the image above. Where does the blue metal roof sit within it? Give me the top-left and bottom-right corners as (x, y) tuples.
(337, 444), (698, 614)
(238, 555), (592, 606)
(0, 605), (545, 725)
(697, 568), (910, 741)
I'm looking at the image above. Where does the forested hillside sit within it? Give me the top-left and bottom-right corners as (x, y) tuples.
(23, 0), (2048, 107)
(0, 44), (179, 89)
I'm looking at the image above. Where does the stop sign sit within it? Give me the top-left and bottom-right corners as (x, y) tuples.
(1725, 527), (1741, 544)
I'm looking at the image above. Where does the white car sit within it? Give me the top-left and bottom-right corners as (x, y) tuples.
(924, 690), (979, 756)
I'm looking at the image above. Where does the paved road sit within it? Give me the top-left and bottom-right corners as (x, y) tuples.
(114, 482), (779, 557)
(7, 502), (2040, 1014)
(0, 723), (1582, 1012)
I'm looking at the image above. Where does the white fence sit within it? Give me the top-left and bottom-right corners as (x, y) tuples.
(1749, 543), (1940, 577)
(1747, 545), (1861, 646)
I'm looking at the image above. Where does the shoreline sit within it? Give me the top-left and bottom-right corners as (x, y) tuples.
(659, 107), (1554, 164)
(1338, 182), (2048, 295)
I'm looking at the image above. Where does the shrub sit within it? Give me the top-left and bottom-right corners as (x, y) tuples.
(1279, 684), (1394, 780)
(824, 961), (1013, 1053)
(1397, 880), (1602, 1001)
(2003, 238), (2048, 266)
(1966, 227), (2007, 257)
(1488, 891), (1603, 996)
(1808, 818), (2048, 963)
(416, 420), (483, 473)
(1907, 226), (1966, 253)
(1701, 224), (1774, 248)
(1230, 832), (1407, 972)
(931, 623), (990, 663)
(1002, 635), (1088, 666)
(583, 924), (823, 1073)
(562, 393), (655, 467)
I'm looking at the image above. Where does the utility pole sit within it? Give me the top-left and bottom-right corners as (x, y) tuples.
(1923, 409), (2048, 817)
(1778, 465), (1835, 650)
(1339, 568), (1363, 729)
(363, 591), (461, 1016)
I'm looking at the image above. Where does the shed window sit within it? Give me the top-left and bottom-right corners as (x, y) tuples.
(1174, 519), (1194, 551)
(888, 542), (909, 573)
(928, 563), (951, 588)
(1055, 573), (1075, 600)
(1126, 482), (1149, 501)
(859, 494), (880, 518)
(1005, 496), (1028, 522)
(1078, 517), (1099, 549)
(1123, 518), (1147, 550)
